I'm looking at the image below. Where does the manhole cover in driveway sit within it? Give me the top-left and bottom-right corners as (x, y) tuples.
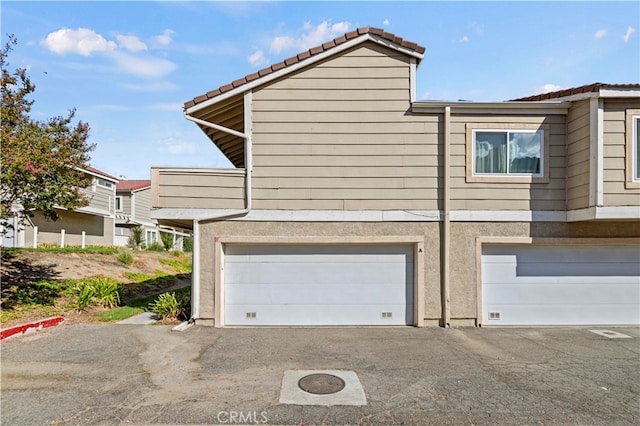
(298, 373), (346, 394)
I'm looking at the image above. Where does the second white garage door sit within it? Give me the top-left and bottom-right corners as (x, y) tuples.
(224, 244), (414, 326)
(482, 244), (640, 326)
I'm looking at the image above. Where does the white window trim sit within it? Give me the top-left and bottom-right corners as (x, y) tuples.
(146, 229), (158, 245)
(625, 110), (640, 189)
(465, 123), (550, 183)
(96, 177), (114, 189)
(115, 196), (123, 212)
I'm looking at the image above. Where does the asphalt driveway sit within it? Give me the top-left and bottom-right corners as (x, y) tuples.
(1, 324), (639, 425)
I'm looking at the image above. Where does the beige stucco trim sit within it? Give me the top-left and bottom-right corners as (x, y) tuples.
(625, 109), (640, 189)
(465, 123), (550, 184)
(474, 236), (640, 327)
(212, 235), (426, 327)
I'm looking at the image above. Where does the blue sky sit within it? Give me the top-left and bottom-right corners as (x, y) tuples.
(2, 1), (638, 179)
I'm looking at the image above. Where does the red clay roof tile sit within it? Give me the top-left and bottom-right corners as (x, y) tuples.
(511, 83), (640, 101)
(184, 26), (426, 109)
(116, 180), (151, 191)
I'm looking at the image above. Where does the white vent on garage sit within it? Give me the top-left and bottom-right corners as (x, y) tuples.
(381, 312), (393, 318)
(246, 312), (257, 319)
(488, 312), (501, 320)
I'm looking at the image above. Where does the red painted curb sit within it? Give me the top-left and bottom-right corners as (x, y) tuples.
(0, 316), (65, 340)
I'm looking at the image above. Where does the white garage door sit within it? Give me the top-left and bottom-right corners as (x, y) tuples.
(224, 244), (414, 326)
(482, 244), (640, 326)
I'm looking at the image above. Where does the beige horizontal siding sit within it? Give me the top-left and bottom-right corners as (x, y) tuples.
(252, 42), (438, 211)
(566, 99), (591, 210)
(450, 115), (567, 211)
(134, 189), (153, 223)
(153, 168), (245, 209)
(602, 100), (640, 206)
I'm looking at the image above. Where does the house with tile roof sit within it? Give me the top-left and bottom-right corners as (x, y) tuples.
(115, 179), (190, 249)
(151, 27), (640, 328)
(7, 166), (120, 248)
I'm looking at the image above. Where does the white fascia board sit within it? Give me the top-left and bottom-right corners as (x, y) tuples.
(75, 206), (114, 218)
(412, 101), (569, 115)
(186, 34), (423, 115)
(567, 206), (640, 222)
(599, 89), (640, 98)
(151, 166), (246, 175)
(78, 167), (119, 183)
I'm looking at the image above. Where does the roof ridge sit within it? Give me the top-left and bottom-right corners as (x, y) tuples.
(510, 82), (640, 101)
(184, 26), (425, 109)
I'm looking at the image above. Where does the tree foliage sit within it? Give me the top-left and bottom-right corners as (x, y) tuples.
(1, 35), (95, 233)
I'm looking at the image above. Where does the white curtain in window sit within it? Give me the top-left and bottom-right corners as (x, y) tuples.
(475, 133), (507, 174)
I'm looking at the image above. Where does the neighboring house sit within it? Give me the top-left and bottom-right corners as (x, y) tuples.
(151, 27), (640, 328)
(116, 179), (189, 250)
(20, 166), (119, 248)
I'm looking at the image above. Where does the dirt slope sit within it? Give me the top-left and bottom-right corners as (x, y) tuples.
(1, 250), (192, 329)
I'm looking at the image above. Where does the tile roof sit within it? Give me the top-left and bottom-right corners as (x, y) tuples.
(116, 180), (151, 191)
(85, 166), (118, 181)
(184, 26), (426, 110)
(510, 83), (640, 101)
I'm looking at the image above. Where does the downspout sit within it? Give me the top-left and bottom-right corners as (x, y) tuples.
(442, 106), (451, 328)
(180, 91), (253, 326)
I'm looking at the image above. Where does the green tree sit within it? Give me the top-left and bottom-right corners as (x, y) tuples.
(160, 231), (174, 251)
(128, 226), (144, 250)
(1, 35), (95, 234)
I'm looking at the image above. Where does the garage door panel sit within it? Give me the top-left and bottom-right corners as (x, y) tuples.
(224, 244), (414, 326)
(484, 283), (640, 304)
(225, 304), (409, 326)
(226, 283), (410, 305)
(482, 244), (640, 325)
(226, 261), (412, 285)
(483, 304), (640, 326)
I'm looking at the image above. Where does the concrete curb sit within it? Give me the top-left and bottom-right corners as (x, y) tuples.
(0, 316), (65, 340)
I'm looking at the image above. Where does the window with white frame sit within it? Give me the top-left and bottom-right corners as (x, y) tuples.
(466, 123), (549, 183)
(625, 110), (640, 189)
(633, 115), (639, 182)
(115, 196), (123, 211)
(146, 230), (157, 246)
(96, 177), (113, 189)
(473, 129), (543, 176)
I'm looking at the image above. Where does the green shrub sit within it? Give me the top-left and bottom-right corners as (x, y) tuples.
(91, 277), (121, 308)
(182, 236), (193, 252)
(128, 226), (144, 250)
(117, 250), (134, 265)
(75, 282), (96, 311)
(146, 241), (165, 252)
(149, 291), (190, 320)
(72, 276), (122, 310)
(160, 232), (174, 251)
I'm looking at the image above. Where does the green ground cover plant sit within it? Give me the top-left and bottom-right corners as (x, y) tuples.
(117, 250), (134, 265)
(159, 256), (192, 274)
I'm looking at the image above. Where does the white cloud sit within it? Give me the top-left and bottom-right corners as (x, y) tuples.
(269, 20), (353, 54)
(248, 49), (269, 67)
(538, 84), (563, 94)
(470, 21), (484, 35)
(116, 34), (147, 52)
(594, 29), (606, 39)
(154, 29), (175, 46)
(43, 28), (116, 56)
(112, 51), (177, 78)
(383, 19), (390, 26)
(623, 26), (636, 43)
(459, 35), (470, 43)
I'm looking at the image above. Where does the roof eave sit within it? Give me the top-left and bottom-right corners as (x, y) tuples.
(185, 33), (424, 115)
(412, 100), (571, 114)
